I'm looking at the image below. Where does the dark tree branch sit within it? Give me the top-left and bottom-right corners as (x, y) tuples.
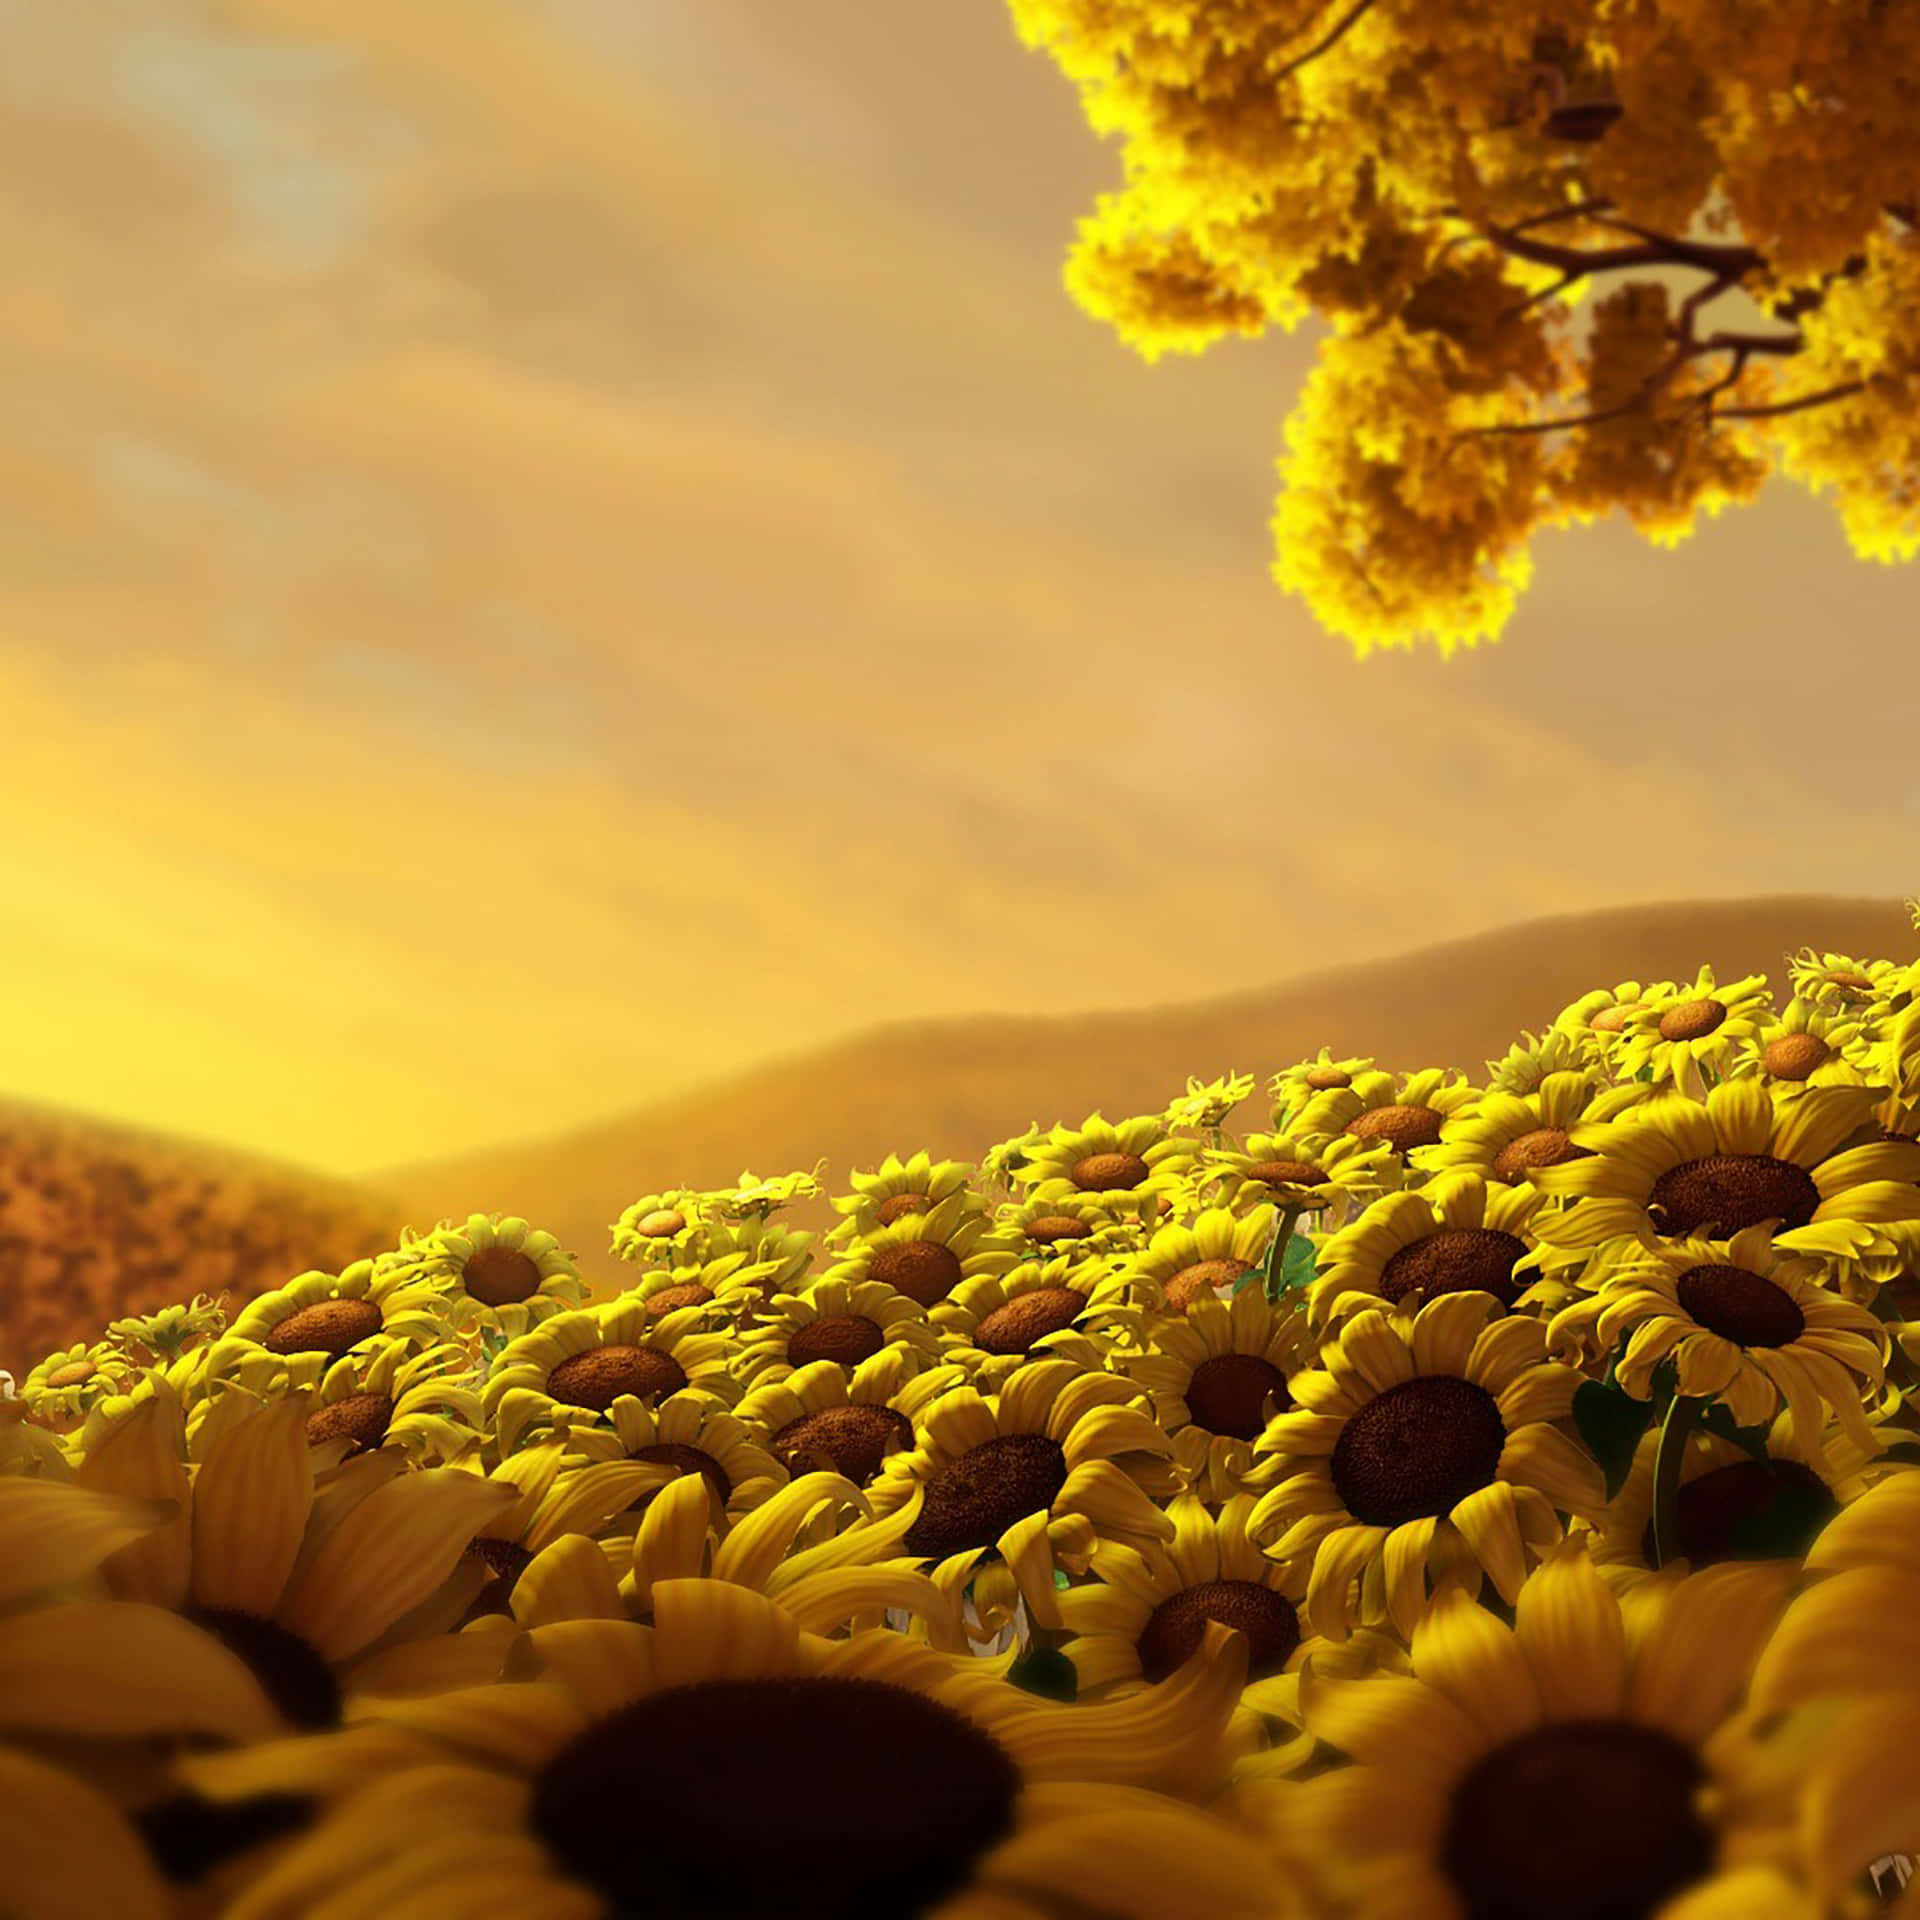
(1712, 379), (1869, 421)
(1269, 0), (1384, 85)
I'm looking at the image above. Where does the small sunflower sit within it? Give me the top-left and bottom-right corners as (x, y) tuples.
(930, 1252), (1146, 1392)
(1110, 1203), (1288, 1316)
(1194, 1128), (1397, 1230)
(1609, 968), (1775, 1096)
(1785, 947), (1905, 1014)
(1268, 1052), (1377, 1134)
(612, 1247), (792, 1333)
(1307, 1172), (1568, 1326)
(176, 1578), (1281, 1920)
(670, 1208), (818, 1297)
(1481, 1024), (1599, 1097)
(482, 1299), (750, 1459)
(1525, 1077), (1920, 1260)
(825, 1190), (1024, 1312)
(978, 1120), (1048, 1196)
(375, 1213), (588, 1344)
(1117, 1290), (1316, 1504)
(990, 1191), (1149, 1264)
(735, 1350), (971, 1492)
(102, 1292), (228, 1368)
(1735, 995), (1881, 1095)
(1414, 1071), (1650, 1188)
(706, 1160), (829, 1220)
(607, 1187), (710, 1270)
(1549, 976), (1677, 1065)
(864, 1358), (1179, 1639)
(822, 1150), (982, 1252)
(556, 1387), (788, 1531)
(1287, 1068), (1484, 1170)
(1250, 1293), (1605, 1640)
(734, 1273), (945, 1391)
(1238, 1541), (1804, 1920)
(1546, 1223), (1889, 1465)
(1163, 1070), (1259, 1136)
(20, 1340), (136, 1428)
(301, 1337), (488, 1469)
(214, 1259), (454, 1391)
(1008, 1109), (1205, 1229)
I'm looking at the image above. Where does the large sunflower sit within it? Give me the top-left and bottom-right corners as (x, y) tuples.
(1249, 1293), (1605, 1639)
(1236, 1541), (1806, 1920)
(175, 1578), (1287, 1920)
(1525, 1077), (1920, 1260)
(1608, 967), (1775, 1096)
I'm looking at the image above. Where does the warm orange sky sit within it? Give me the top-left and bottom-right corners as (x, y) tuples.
(5, 0), (1918, 1182)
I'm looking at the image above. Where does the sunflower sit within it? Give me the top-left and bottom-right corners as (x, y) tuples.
(1609, 968), (1776, 1097)
(1162, 1071), (1260, 1139)
(612, 1248), (791, 1334)
(978, 1119), (1048, 1197)
(102, 1291), (228, 1368)
(1549, 977), (1678, 1065)
(709, 1161), (830, 1220)
(1482, 1024), (1599, 1098)
(375, 1213), (588, 1344)
(1287, 1068), (1485, 1170)
(1525, 1077), (1920, 1262)
(1117, 1290), (1315, 1505)
(1268, 1052), (1377, 1134)
(1734, 994), (1882, 1096)
(1249, 1293), (1606, 1640)
(1008, 1109), (1205, 1230)
(734, 1273), (945, 1391)
(662, 1207), (819, 1298)
(606, 1186), (711, 1271)
(1546, 1223), (1890, 1465)
(1415, 1071), (1650, 1187)
(1307, 1172), (1572, 1327)
(989, 1191), (1149, 1264)
(823, 1150), (983, 1252)
(735, 1350), (972, 1492)
(301, 1337), (487, 1469)
(0, 1748), (179, 1920)
(863, 1358), (1179, 1639)
(1784, 946), (1906, 1014)
(1108, 1202), (1288, 1317)
(214, 1259), (455, 1391)
(20, 1339), (137, 1428)
(929, 1251), (1146, 1391)
(481, 1300), (750, 1459)
(824, 1190), (1024, 1312)
(175, 1578), (1286, 1920)
(1194, 1127), (1397, 1231)
(1236, 1541), (1805, 1920)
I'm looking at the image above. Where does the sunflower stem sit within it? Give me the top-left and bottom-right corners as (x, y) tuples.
(1650, 1392), (1704, 1568)
(1266, 1204), (1304, 1302)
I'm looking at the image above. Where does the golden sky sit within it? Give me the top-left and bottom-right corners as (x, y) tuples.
(5, 0), (1918, 1181)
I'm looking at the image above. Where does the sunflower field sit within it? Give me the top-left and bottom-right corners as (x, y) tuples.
(10, 918), (1920, 1918)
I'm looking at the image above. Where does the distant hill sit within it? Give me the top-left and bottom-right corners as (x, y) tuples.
(370, 895), (1918, 1302)
(0, 1093), (410, 1373)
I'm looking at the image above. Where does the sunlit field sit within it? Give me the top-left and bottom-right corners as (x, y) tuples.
(8, 916), (1920, 1916)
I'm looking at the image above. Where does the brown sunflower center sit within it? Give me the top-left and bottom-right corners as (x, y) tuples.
(181, 1606), (341, 1732)
(1303, 1066), (1352, 1090)
(546, 1345), (687, 1411)
(134, 1791), (317, 1888)
(1827, 969), (1875, 992)
(1185, 1354), (1289, 1440)
(1071, 1151), (1150, 1192)
(1163, 1259), (1248, 1311)
(628, 1442), (732, 1513)
(1637, 1459), (1835, 1569)
(463, 1245), (543, 1307)
(787, 1313), (887, 1370)
(1025, 1214), (1093, 1247)
(1137, 1579), (1301, 1684)
(1329, 1376), (1507, 1527)
(875, 1192), (930, 1225)
(459, 1536), (536, 1624)
(1590, 1005), (1637, 1032)
(1245, 1159), (1325, 1190)
(868, 1240), (964, 1308)
(261, 1298), (382, 1358)
(1763, 1034), (1829, 1081)
(530, 1677), (1019, 1918)
(1441, 1720), (1711, 1920)
(1346, 1105), (1445, 1153)
(771, 1405), (913, 1487)
(1673, 1264), (1805, 1348)
(304, 1391), (394, 1456)
(1491, 1127), (1595, 1182)
(644, 1282), (714, 1318)
(1659, 998), (1726, 1042)
(1379, 1230), (1532, 1310)
(902, 1433), (1069, 1560)
(635, 1208), (686, 1238)
(972, 1288), (1086, 1356)
(1647, 1154), (1821, 1239)
(46, 1360), (95, 1388)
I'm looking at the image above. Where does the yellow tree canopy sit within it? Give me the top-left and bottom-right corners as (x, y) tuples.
(1006, 0), (1920, 656)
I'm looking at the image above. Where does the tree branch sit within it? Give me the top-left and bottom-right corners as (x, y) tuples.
(1270, 0), (1383, 85)
(1711, 379), (1869, 421)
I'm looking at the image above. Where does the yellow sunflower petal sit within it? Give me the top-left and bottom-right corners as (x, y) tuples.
(0, 1746), (173, 1920)
(1512, 1543), (1627, 1719)
(190, 1392), (315, 1618)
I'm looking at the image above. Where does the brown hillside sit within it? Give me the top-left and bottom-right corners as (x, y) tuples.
(371, 895), (1918, 1304)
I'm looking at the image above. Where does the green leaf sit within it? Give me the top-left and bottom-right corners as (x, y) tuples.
(1634, 1066), (1656, 1083)
(1279, 1234), (1319, 1293)
(1573, 1379), (1657, 1499)
(1052, 1567), (1072, 1590)
(1007, 1646), (1078, 1703)
(1725, 1479), (1841, 1561)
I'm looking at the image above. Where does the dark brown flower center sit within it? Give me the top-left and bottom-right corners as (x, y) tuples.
(1025, 1214), (1094, 1247)
(644, 1282), (714, 1318)
(262, 1299), (382, 1358)
(972, 1288), (1086, 1356)
(1071, 1151), (1150, 1192)
(1137, 1579), (1301, 1684)
(1674, 1264), (1805, 1348)
(635, 1209), (685, 1238)
(304, 1391), (394, 1455)
(1659, 998), (1726, 1042)
(1163, 1259), (1248, 1311)
(1638, 1459), (1835, 1568)
(787, 1313), (888, 1370)
(134, 1791), (317, 1887)
(1379, 1230), (1531, 1310)
(530, 1677), (1019, 1918)
(902, 1433), (1069, 1559)
(627, 1442), (732, 1514)
(1491, 1127), (1595, 1182)
(1441, 1720), (1711, 1920)
(1647, 1155), (1821, 1239)
(1330, 1376), (1507, 1526)
(463, 1245), (543, 1307)
(868, 1240), (964, 1309)
(1303, 1067), (1352, 1090)
(1763, 1034), (1829, 1080)
(546, 1345), (687, 1412)
(875, 1192), (930, 1225)
(1245, 1159), (1325, 1190)
(181, 1606), (341, 1732)
(1185, 1354), (1289, 1440)
(1346, 1105), (1445, 1153)
(771, 1405), (913, 1487)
